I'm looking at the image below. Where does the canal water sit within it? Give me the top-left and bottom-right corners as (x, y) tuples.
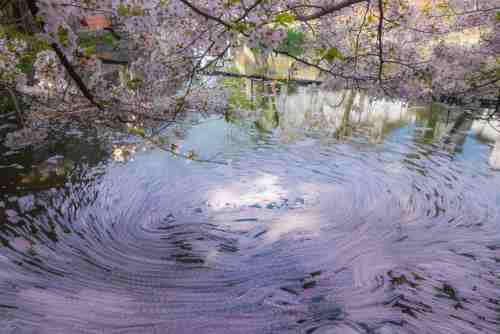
(0, 82), (499, 333)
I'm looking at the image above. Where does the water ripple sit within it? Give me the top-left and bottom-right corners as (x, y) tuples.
(0, 115), (499, 334)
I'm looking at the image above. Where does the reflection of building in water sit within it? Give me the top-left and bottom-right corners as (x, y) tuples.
(239, 79), (489, 155)
(490, 139), (500, 170)
(471, 119), (500, 170)
(274, 86), (411, 143)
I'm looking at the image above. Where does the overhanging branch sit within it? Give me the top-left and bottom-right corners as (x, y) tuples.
(24, 1), (103, 110)
(295, 0), (368, 21)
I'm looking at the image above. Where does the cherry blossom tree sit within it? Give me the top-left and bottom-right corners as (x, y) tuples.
(0, 0), (498, 134)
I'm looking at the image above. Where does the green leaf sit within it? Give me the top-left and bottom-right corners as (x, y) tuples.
(101, 32), (118, 46)
(323, 47), (345, 63)
(117, 4), (130, 16)
(278, 29), (305, 56)
(83, 45), (96, 56)
(224, 0), (240, 7)
(128, 127), (146, 137)
(232, 22), (250, 34)
(16, 62), (33, 75)
(274, 12), (296, 27)
(16, 53), (36, 74)
(117, 4), (143, 16)
(57, 25), (69, 48)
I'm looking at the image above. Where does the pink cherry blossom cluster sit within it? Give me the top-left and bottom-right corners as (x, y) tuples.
(0, 0), (497, 126)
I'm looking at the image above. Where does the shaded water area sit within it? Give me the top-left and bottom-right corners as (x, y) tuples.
(0, 82), (499, 334)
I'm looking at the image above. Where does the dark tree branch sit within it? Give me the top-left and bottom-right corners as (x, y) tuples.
(179, 0), (232, 29)
(24, 1), (103, 110)
(205, 70), (323, 85)
(295, 0), (368, 21)
(377, 0), (384, 83)
(236, 0), (264, 23)
(50, 43), (103, 110)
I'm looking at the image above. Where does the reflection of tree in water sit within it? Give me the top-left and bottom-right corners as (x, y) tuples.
(243, 82), (412, 144)
(223, 78), (495, 164)
(416, 103), (473, 154)
(398, 106), (477, 183)
(442, 113), (473, 154)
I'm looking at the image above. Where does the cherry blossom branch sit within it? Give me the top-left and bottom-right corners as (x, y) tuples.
(50, 43), (103, 110)
(24, 1), (103, 111)
(275, 49), (376, 83)
(354, 1), (371, 72)
(235, 0), (264, 23)
(295, 0), (368, 21)
(178, 0), (232, 29)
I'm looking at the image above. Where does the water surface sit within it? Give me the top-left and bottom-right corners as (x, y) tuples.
(0, 84), (499, 334)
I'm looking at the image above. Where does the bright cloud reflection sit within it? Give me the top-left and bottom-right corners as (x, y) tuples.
(207, 173), (286, 210)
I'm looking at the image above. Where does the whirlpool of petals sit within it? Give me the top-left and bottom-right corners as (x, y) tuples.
(0, 115), (499, 334)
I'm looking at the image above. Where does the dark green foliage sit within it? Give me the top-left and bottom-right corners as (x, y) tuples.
(78, 31), (119, 57)
(277, 30), (305, 57)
